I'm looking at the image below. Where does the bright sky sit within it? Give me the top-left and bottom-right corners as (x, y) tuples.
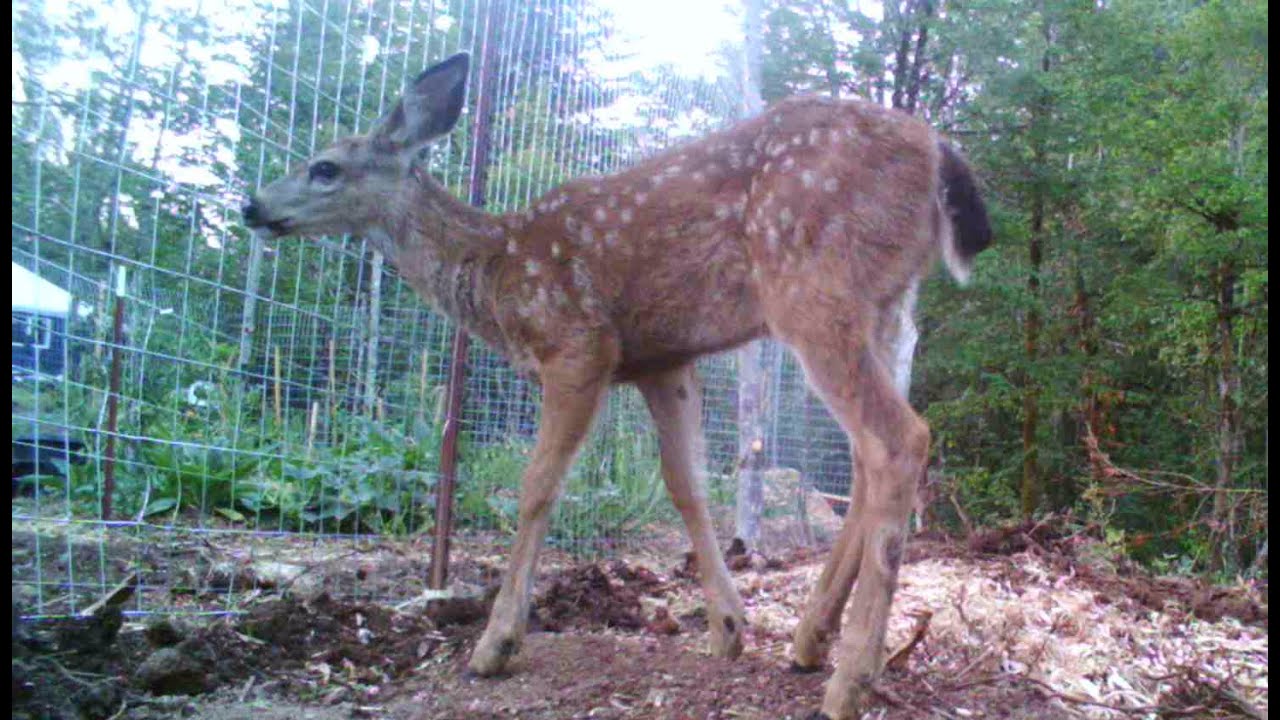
(599, 0), (741, 81)
(19, 0), (751, 189)
(15, 0), (883, 239)
(599, 0), (882, 81)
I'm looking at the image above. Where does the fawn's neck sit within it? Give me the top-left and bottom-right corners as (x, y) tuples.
(371, 168), (511, 353)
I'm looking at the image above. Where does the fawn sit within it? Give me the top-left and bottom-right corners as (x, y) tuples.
(244, 52), (991, 719)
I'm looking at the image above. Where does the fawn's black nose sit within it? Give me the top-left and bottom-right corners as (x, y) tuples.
(242, 200), (261, 225)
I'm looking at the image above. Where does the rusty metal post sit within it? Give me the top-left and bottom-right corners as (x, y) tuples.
(429, 0), (504, 591)
(430, 333), (469, 590)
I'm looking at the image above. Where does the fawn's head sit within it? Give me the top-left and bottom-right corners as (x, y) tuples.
(242, 53), (470, 239)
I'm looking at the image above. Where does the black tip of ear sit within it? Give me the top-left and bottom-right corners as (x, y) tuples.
(417, 52), (469, 84)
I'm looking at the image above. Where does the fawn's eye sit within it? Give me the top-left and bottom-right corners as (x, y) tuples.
(309, 161), (341, 182)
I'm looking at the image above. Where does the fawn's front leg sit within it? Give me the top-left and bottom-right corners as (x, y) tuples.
(468, 349), (614, 677)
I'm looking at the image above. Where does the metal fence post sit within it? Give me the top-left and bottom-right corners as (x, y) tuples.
(430, 0), (505, 591)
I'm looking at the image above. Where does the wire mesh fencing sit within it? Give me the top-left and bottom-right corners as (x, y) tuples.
(12, 0), (854, 620)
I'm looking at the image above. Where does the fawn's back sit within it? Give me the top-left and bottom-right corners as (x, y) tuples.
(494, 96), (943, 381)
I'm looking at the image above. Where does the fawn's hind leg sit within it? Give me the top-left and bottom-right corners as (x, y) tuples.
(792, 343), (926, 719)
(791, 458), (868, 669)
(637, 364), (746, 659)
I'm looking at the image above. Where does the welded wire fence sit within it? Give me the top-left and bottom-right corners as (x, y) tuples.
(12, 0), (851, 619)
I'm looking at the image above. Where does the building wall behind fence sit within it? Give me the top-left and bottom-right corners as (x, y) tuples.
(12, 0), (852, 617)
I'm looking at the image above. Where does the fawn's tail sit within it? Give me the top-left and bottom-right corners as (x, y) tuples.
(936, 141), (993, 284)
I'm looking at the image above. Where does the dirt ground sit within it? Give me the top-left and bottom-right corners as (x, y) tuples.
(11, 515), (1268, 720)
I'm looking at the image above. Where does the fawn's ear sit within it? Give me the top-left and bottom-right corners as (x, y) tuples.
(371, 53), (469, 152)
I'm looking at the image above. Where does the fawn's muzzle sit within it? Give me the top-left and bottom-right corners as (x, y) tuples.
(241, 199), (262, 225)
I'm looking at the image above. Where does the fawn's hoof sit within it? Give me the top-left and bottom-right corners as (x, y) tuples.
(467, 632), (520, 677)
(790, 621), (831, 670)
(819, 672), (876, 720)
(708, 610), (745, 659)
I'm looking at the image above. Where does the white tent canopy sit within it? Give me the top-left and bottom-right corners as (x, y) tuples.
(12, 261), (72, 317)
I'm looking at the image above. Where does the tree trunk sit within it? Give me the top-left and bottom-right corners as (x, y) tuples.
(733, 0), (768, 551)
(1021, 23), (1052, 519)
(238, 236), (265, 372)
(890, 0), (916, 111)
(735, 342), (767, 550)
(1021, 205), (1043, 518)
(891, 280), (920, 398)
(1211, 261), (1241, 571)
(364, 251), (384, 417)
(1073, 261), (1104, 485)
(903, 1), (935, 115)
(741, 0), (764, 115)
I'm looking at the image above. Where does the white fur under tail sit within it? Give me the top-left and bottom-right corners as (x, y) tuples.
(938, 198), (972, 285)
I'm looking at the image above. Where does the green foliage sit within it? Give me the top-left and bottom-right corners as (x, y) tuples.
(558, 416), (671, 551)
(454, 411), (673, 554)
(456, 440), (529, 534)
(761, 0), (1267, 574)
(239, 416), (440, 535)
(39, 371), (444, 534)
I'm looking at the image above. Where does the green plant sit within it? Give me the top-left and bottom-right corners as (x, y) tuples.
(456, 439), (529, 533)
(452, 422), (675, 555)
(550, 418), (671, 553)
(234, 414), (440, 534)
(38, 371), (446, 535)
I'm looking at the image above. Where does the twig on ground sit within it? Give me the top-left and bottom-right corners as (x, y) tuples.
(1019, 673), (1259, 717)
(952, 648), (994, 683)
(945, 672), (1003, 693)
(870, 681), (922, 712)
(952, 584), (974, 631)
(79, 572), (137, 617)
(238, 676), (256, 702)
(1025, 512), (1056, 539)
(948, 491), (974, 538)
(1217, 685), (1265, 720)
(885, 610), (933, 673)
(1020, 532), (1048, 557)
(31, 656), (104, 690)
(105, 698), (130, 720)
